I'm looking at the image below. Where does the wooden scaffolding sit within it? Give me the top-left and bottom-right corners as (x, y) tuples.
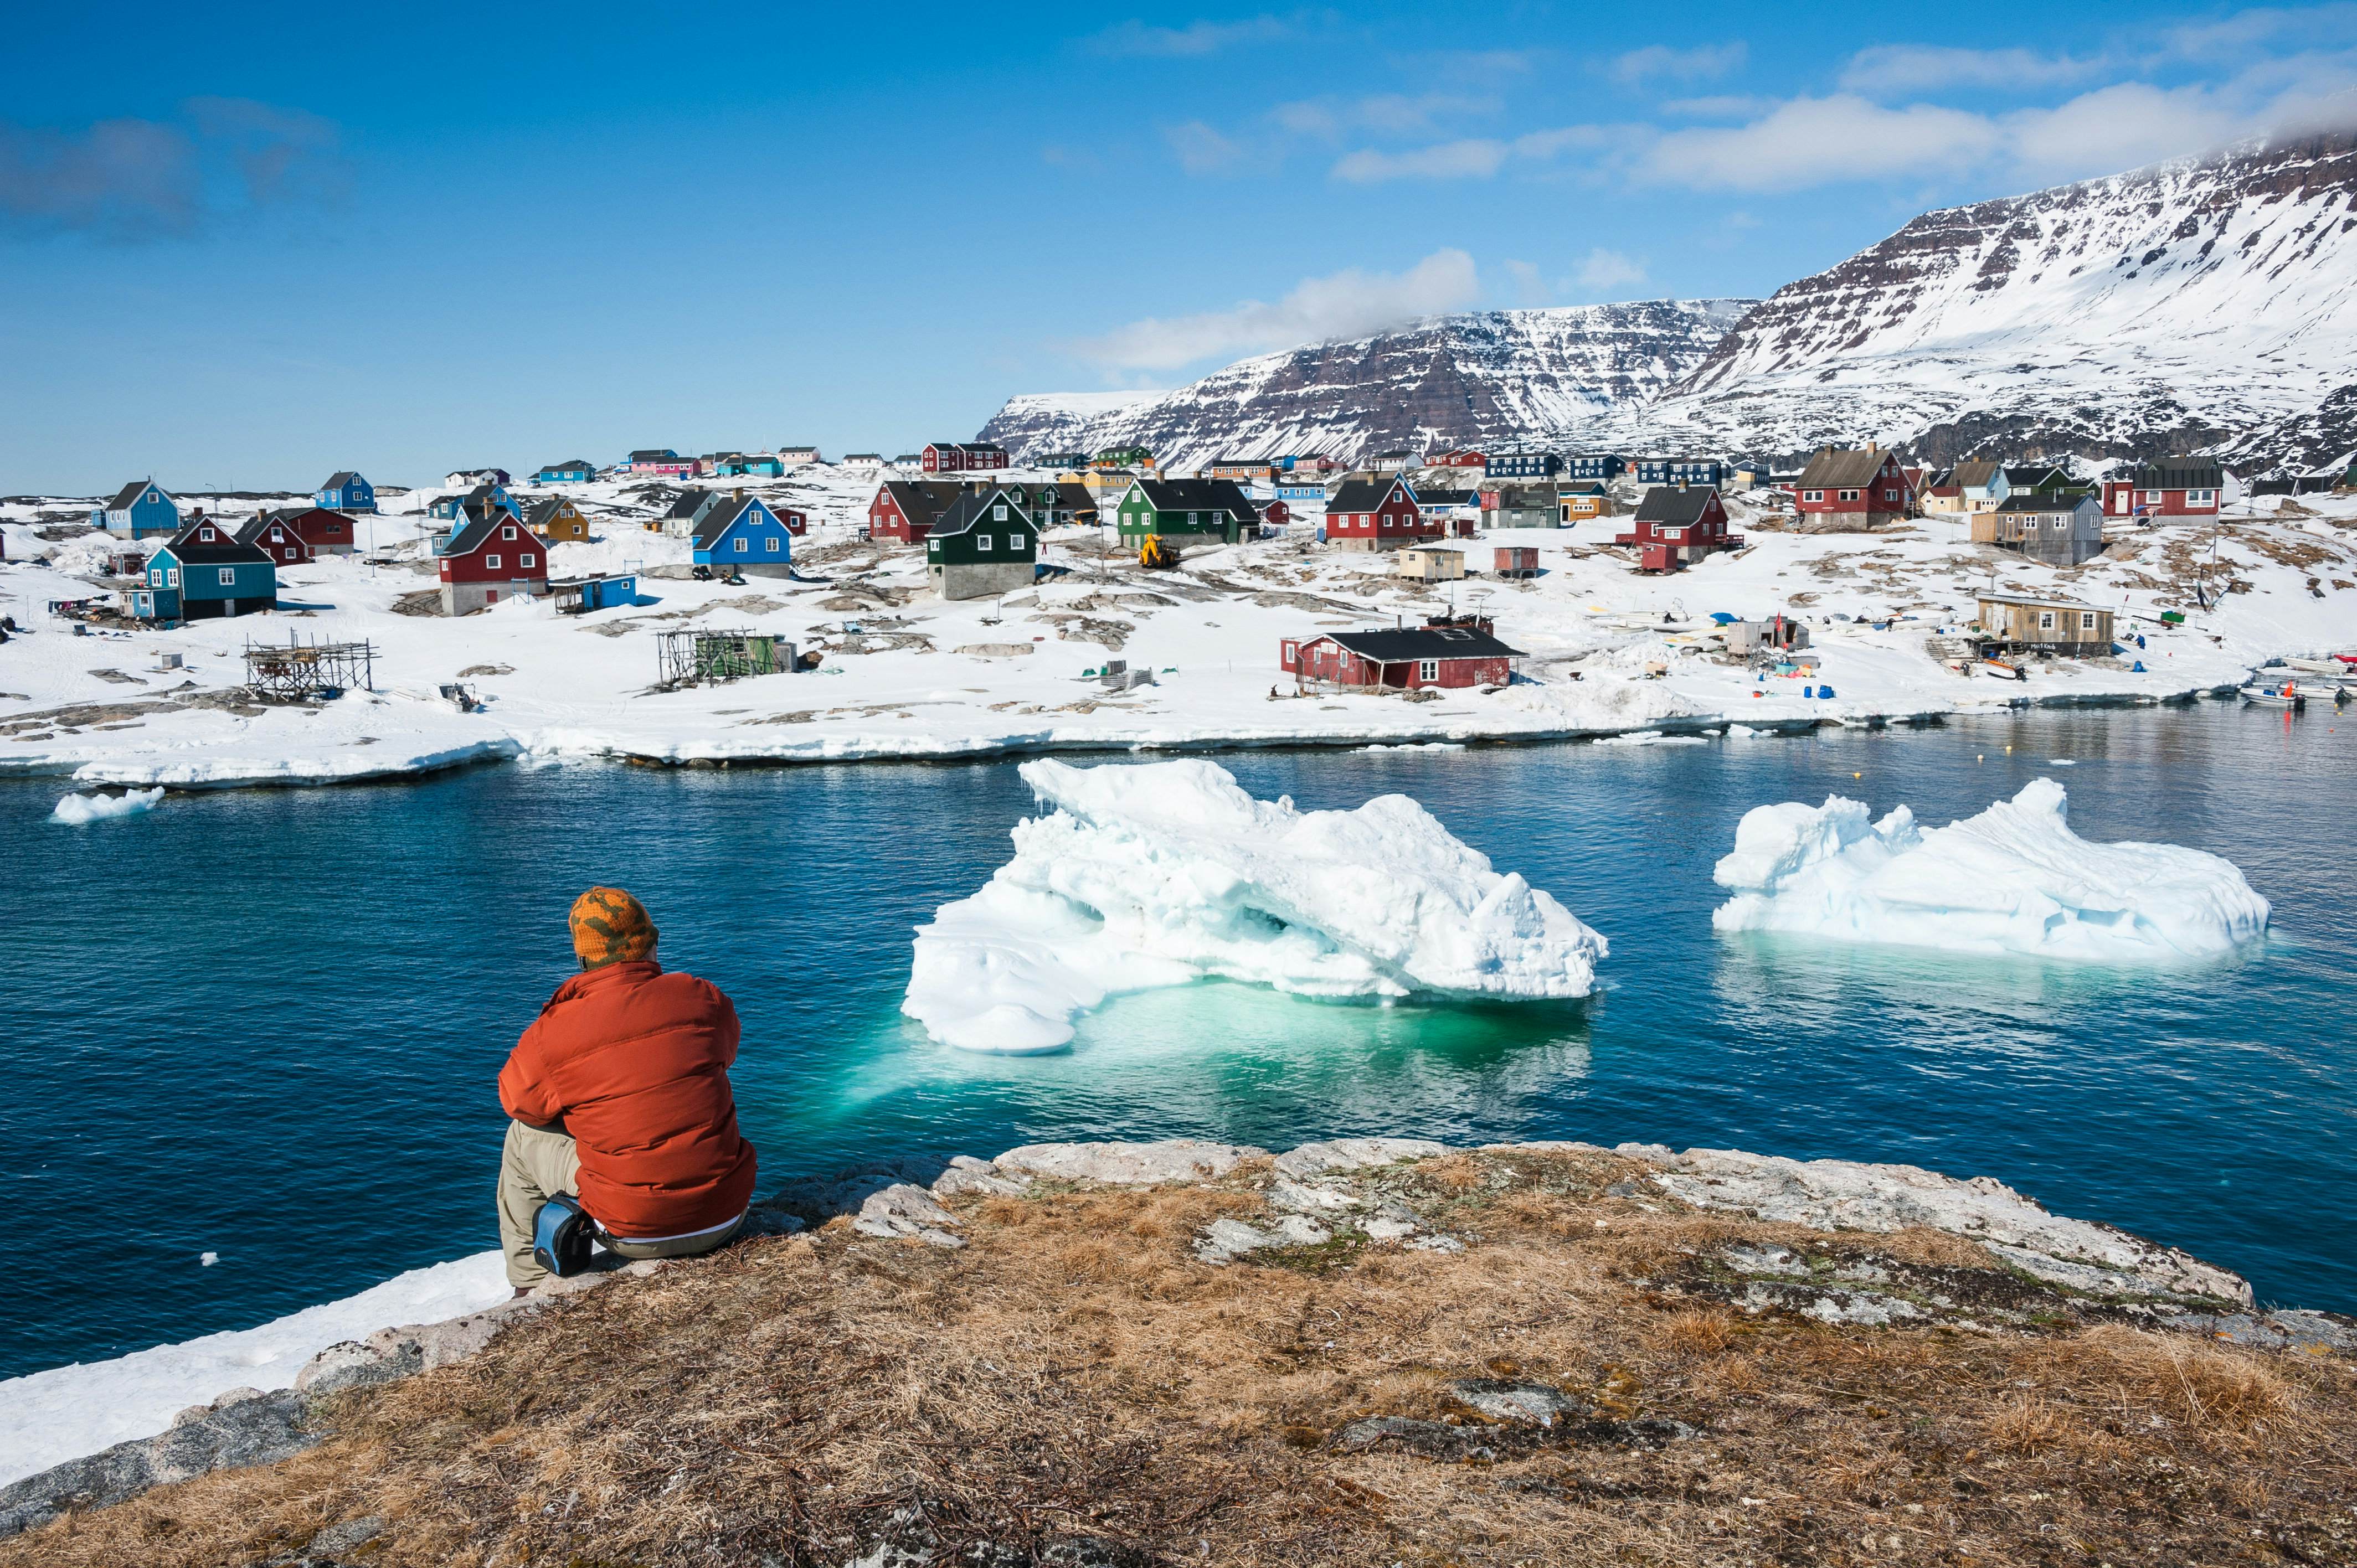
(243, 633), (377, 703)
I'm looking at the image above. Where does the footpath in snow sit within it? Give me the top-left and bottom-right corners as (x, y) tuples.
(3, 472), (2352, 790)
(901, 757), (1608, 1052)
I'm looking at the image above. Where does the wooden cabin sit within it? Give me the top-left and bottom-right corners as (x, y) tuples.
(1975, 594), (2114, 654)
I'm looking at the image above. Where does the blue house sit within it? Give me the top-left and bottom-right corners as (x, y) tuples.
(94, 481), (181, 539)
(1274, 478), (1327, 502)
(1636, 457), (1723, 487)
(316, 471), (377, 512)
(1565, 454), (1624, 481)
(691, 495), (796, 579)
(714, 453), (785, 478)
(129, 517), (277, 623)
(534, 459), (595, 483)
(429, 482), (519, 522)
(1487, 451), (1562, 479)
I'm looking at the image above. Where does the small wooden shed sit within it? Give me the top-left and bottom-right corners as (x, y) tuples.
(1494, 546), (1540, 578)
(1395, 544), (1466, 581)
(1975, 593), (2114, 654)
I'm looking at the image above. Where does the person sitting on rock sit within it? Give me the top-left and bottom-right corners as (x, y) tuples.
(495, 886), (758, 1294)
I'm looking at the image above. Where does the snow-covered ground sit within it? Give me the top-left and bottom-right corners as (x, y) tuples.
(4, 469), (2353, 792)
(903, 757), (1608, 1053)
(1711, 778), (2273, 961)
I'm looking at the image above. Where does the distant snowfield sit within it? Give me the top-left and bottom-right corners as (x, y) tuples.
(0, 1249), (509, 1487)
(2, 468), (2353, 796)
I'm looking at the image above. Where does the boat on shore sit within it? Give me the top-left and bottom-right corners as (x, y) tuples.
(2241, 680), (2306, 709)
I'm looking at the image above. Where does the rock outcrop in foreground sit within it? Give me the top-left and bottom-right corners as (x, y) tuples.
(4, 1138), (2350, 1566)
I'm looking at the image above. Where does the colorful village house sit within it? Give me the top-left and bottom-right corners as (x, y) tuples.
(534, 459), (596, 483)
(316, 471), (377, 512)
(660, 488), (729, 538)
(93, 481), (181, 539)
(624, 450), (697, 477)
(445, 467), (511, 487)
(692, 494), (797, 579)
(429, 481), (519, 522)
(131, 515), (279, 622)
(526, 496), (592, 543)
(1976, 592), (2114, 655)
(1427, 449), (1488, 470)
(1114, 478), (1259, 549)
(234, 513), (314, 566)
(1617, 486), (1743, 571)
(921, 441), (1009, 473)
(1208, 457), (1274, 480)
(778, 445), (821, 466)
(1976, 494), (2106, 564)
(1564, 453), (1623, 481)
(1413, 484), (1482, 537)
(1482, 483), (1562, 529)
(1488, 451), (1562, 479)
(925, 487), (1039, 600)
(256, 506), (361, 555)
(2100, 459), (2224, 519)
(1558, 483), (1620, 525)
(868, 479), (967, 543)
(1280, 621), (1522, 691)
(713, 453), (785, 478)
(1091, 445), (1154, 472)
(1322, 474), (1435, 552)
(438, 512), (548, 615)
(1636, 457), (1724, 486)
(1793, 446), (1910, 531)
(1394, 544), (1466, 582)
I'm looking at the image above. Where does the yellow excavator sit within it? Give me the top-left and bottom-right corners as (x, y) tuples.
(1138, 535), (1182, 570)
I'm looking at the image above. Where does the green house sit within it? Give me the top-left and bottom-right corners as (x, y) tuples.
(1113, 478), (1258, 545)
(925, 487), (1039, 600)
(1092, 444), (1154, 470)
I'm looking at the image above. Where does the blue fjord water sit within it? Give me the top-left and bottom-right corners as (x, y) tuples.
(1, 700), (2352, 1380)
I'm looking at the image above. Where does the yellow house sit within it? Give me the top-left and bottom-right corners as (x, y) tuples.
(1560, 486), (1622, 524)
(1395, 544), (1466, 581)
(527, 496), (591, 543)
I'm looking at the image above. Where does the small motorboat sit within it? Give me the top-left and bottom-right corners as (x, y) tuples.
(1982, 658), (2026, 682)
(2240, 680), (2305, 709)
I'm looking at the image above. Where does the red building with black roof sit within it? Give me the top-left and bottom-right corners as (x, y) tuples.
(1617, 486), (1742, 571)
(1279, 620), (1521, 690)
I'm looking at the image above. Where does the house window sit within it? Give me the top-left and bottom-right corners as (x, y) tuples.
(285, 548), (297, 560)
(151, 567), (163, 586)
(167, 567), (180, 586)
(1418, 660), (1439, 681)
(977, 535), (992, 551)
(2188, 488), (2214, 503)
(521, 554), (536, 568)
(765, 537), (780, 552)
(1803, 489), (1823, 503)
(2039, 611), (2056, 630)
(734, 538), (748, 553)
(1839, 489), (1860, 502)
(200, 527), (216, 541)
(219, 568), (235, 585)
(1883, 488), (1897, 501)
(993, 504), (1007, 520)
(1008, 532), (1025, 549)
(2143, 490), (2163, 503)
(487, 554), (501, 569)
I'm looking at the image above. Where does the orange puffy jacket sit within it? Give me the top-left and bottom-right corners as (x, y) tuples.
(498, 960), (757, 1238)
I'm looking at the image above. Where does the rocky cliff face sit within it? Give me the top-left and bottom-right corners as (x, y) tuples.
(1604, 130), (2357, 464)
(977, 300), (1753, 470)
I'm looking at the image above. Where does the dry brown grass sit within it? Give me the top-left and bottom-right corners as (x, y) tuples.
(7, 1153), (2353, 1567)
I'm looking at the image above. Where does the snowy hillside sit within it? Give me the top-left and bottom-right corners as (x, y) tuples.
(974, 390), (1166, 457)
(1571, 130), (2357, 464)
(978, 300), (1753, 469)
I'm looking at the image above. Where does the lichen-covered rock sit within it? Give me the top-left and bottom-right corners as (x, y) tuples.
(994, 1138), (1266, 1185)
(852, 1183), (965, 1247)
(0, 1389), (313, 1540)
(1273, 1137), (1447, 1179)
(930, 1154), (1030, 1198)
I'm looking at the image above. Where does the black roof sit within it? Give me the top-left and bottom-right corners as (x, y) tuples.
(692, 495), (766, 549)
(629, 449), (678, 462)
(1633, 486), (1720, 524)
(523, 497), (576, 528)
(1993, 495), (2090, 513)
(878, 479), (966, 527)
(1133, 478), (1258, 519)
(929, 489), (1033, 539)
(232, 515), (298, 546)
(322, 471), (361, 488)
(1325, 477), (1404, 512)
(162, 517), (271, 565)
(444, 511), (533, 558)
(1416, 487), (1478, 507)
(104, 481), (162, 510)
(2126, 458), (2224, 487)
(663, 488), (717, 521)
(539, 458), (591, 472)
(2004, 465), (2063, 485)
(1318, 625), (1523, 663)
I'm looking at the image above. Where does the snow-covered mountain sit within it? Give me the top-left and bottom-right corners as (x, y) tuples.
(984, 130), (2357, 471)
(1572, 130), (2357, 465)
(977, 301), (1754, 470)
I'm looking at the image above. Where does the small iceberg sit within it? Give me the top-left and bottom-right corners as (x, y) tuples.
(51, 787), (164, 825)
(903, 758), (1608, 1053)
(1710, 778), (2269, 962)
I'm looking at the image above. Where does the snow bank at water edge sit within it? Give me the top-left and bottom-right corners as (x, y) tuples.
(49, 787), (163, 824)
(1710, 778), (2271, 961)
(0, 1249), (508, 1488)
(902, 758), (1608, 1053)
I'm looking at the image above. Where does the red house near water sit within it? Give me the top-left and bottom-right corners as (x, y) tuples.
(438, 512), (549, 615)
(1280, 617), (1521, 690)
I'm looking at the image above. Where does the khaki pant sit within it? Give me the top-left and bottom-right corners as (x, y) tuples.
(497, 1120), (743, 1289)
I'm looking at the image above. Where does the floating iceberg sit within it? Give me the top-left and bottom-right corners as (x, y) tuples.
(903, 758), (1608, 1053)
(50, 787), (164, 825)
(1710, 778), (2269, 961)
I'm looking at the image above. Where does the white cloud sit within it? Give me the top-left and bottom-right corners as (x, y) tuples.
(1503, 257), (1547, 303)
(1839, 44), (2104, 95)
(1274, 92), (1488, 138)
(1165, 120), (1247, 173)
(1612, 42), (1747, 86)
(1088, 14), (1291, 56)
(1573, 247), (1648, 294)
(1075, 248), (1483, 369)
(1643, 95), (1997, 189)
(2001, 82), (2246, 182)
(1331, 138), (1508, 182)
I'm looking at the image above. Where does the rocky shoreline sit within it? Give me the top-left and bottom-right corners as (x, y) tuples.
(7, 1134), (2348, 1550)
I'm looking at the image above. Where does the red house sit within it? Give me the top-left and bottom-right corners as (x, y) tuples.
(868, 479), (967, 542)
(1323, 476), (1437, 552)
(253, 506), (359, 556)
(233, 514), (313, 566)
(438, 512), (549, 615)
(921, 442), (1009, 473)
(2100, 460), (2224, 519)
(1428, 449), (1486, 468)
(1794, 446), (1910, 530)
(1280, 618), (1521, 690)
(1616, 486), (1743, 572)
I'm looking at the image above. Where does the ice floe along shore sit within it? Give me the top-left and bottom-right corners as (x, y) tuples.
(1711, 777), (2272, 961)
(899, 757), (1608, 1052)
(9, 1132), (2351, 1534)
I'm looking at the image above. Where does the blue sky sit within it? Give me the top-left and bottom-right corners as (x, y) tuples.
(7, 2), (2356, 493)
